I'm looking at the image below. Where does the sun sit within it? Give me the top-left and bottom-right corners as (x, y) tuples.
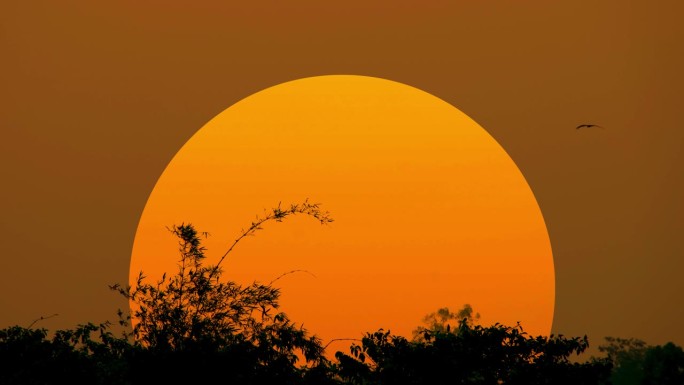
(130, 75), (554, 350)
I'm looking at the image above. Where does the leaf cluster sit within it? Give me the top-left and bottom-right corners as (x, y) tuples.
(412, 304), (480, 341)
(4, 200), (681, 384)
(0, 201), (336, 384)
(598, 337), (684, 385)
(107, 201), (333, 380)
(0, 323), (131, 385)
(336, 319), (612, 385)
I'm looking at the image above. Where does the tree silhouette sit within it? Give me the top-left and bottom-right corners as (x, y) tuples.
(0, 322), (132, 385)
(3, 200), (681, 384)
(641, 342), (684, 385)
(336, 318), (612, 385)
(599, 337), (684, 385)
(599, 337), (648, 385)
(108, 200), (334, 382)
(412, 304), (480, 341)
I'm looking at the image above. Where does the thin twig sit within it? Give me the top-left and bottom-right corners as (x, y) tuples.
(27, 313), (59, 329)
(213, 200), (333, 271)
(324, 338), (362, 349)
(268, 269), (317, 286)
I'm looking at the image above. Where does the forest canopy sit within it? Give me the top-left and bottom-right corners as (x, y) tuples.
(1, 202), (680, 384)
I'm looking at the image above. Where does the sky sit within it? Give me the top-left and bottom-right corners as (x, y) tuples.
(1, 0), (683, 354)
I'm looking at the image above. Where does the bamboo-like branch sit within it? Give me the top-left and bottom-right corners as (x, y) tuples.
(27, 313), (59, 329)
(213, 200), (333, 273)
(324, 337), (362, 349)
(268, 269), (317, 286)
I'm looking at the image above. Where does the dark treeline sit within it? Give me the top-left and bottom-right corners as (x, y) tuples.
(2, 318), (682, 385)
(2, 203), (682, 384)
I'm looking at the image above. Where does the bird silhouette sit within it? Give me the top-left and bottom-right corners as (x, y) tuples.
(576, 124), (603, 129)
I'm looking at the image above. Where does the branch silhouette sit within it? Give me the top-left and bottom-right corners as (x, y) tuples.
(324, 337), (362, 349)
(268, 269), (317, 286)
(26, 313), (59, 329)
(213, 199), (333, 274)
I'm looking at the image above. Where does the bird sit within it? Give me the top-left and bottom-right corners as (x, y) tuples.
(576, 124), (603, 129)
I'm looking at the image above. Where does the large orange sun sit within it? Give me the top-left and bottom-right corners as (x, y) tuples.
(130, 75), (554, 351)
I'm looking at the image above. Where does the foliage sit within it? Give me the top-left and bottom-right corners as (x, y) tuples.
(598, 337), (648, 385)
(336, 318), (612, 385)
(0, 323), (130, 385)
(599, 337), (684, 385)
(0, 201), (335, 384)
(109, 200), (334, 379)
(412, 304), (480, 341)
(2, 200), (681, 384)
(641, 342), (684, 385)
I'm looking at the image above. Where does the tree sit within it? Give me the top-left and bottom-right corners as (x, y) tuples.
(0, 201), (338, 384)
(641, 342), (684, 385)
(598, 337), (648, 385)
(0, 322), (131, 385)
(598, 337), (684, 385)
(412, 304), (480, 341)
(336, 319), (612, 385)
(108, 200), (334, 382)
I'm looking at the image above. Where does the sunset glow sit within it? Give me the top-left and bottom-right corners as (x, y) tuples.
(130, 75), (555, 350)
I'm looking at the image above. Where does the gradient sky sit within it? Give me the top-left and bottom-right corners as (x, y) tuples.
(1, 1), (683, 355)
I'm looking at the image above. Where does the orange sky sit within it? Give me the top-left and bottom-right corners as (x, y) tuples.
(130, 75), (554, 348)
(4, 0), (683, 359)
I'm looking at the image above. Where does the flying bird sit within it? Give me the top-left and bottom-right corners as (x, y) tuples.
(576, 124), (603, 129)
